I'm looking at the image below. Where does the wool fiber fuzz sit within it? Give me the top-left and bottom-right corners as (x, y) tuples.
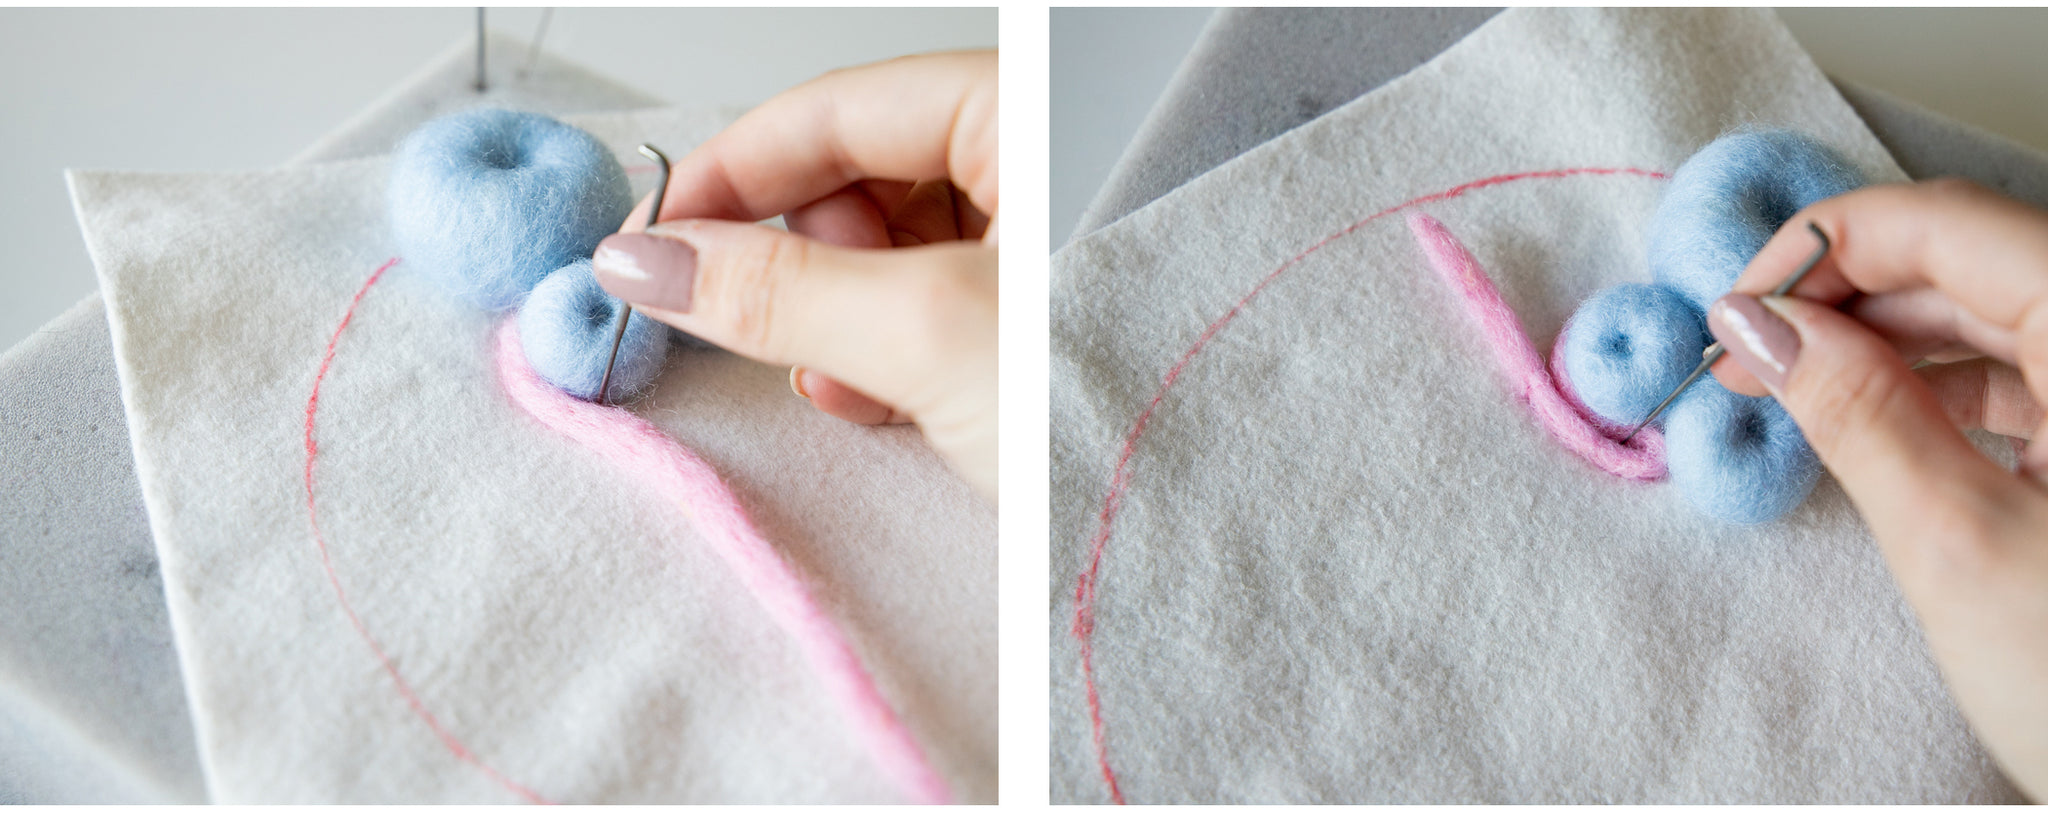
(494, 320), (952, 805)
(389, 108), (633, 311)
(1558, 283), (1711, 426)
(1647, 129), (1864, 311)
(1545, 129), (1860, 523)
(1407, 213), (1666, 481)
(516, 259), (669, 403)
(1662, 378), (1822, 524)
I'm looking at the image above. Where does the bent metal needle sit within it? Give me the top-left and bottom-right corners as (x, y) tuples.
(596, 143), (671, 405)
(1618, 221), (1832, 445)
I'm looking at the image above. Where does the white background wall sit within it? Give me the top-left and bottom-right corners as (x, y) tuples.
(1051, 8), (2048, 249)
(0, 7), (996, 352)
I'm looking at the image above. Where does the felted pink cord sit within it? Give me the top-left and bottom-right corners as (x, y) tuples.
(494, 320), (950, 806)
(1071, 167), (1668, 804)
(1405, 212), (1666, 480)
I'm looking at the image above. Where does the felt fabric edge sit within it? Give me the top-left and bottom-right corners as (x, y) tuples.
(62, 168), (227, 805)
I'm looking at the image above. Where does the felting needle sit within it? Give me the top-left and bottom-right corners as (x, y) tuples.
(595, 144), (671, 404)
(474, 8), (487, 93)
(518, 8), (554, 79)
(1617, 222), (1832, 445)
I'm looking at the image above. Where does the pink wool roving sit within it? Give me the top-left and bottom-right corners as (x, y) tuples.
(1406, 212), (1666, 481)
(494, 320), (950, 805)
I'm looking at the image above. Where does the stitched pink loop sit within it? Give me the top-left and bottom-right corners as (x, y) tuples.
(1405, 212), (1665, 481)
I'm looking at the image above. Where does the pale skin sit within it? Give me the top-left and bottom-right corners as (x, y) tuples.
(1710, 179), (2048, 800)
(603, 51), (997, 501)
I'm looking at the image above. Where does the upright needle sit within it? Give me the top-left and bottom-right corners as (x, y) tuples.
(474, 8), (487, 93)
(595, 144), (671, 404)
(1618, 222), (1832, 444)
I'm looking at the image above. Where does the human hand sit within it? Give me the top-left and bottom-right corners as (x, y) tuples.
(1707, 179), (2048, 799)
(592, 51), (997, 501)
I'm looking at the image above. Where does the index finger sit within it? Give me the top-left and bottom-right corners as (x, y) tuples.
(652, 50), (998, 227)
(1736, 179), (2048, 334)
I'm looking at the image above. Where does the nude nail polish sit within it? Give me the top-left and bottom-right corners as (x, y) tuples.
(592, 232), (697, 312)
(1707, 293), (1801, 392)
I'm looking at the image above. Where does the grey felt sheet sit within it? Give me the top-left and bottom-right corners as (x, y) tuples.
(1072, 8), (2048, 242)
(0, 33), (663, 803)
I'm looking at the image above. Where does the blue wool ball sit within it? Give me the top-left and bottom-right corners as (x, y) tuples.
(1662, 379), (1821, 524)
(1560, 283), (1710, 426)
(1647, 130), (1864, 311)
(517, 259), (669, 402)
(389, 108), (633, 311)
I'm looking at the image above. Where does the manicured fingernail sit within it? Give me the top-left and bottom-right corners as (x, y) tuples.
(1707, 293), (1801, 392)
(593, 232), (696, 312)
(790, 366), (811, 399)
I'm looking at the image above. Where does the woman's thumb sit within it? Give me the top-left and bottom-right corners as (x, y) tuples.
(589, 217), (995, 438)
(1708, 293), (2020, 545)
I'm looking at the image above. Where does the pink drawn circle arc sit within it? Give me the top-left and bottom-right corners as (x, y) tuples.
(1069, 167), (1669, 804)
(303, 257), (554, 805)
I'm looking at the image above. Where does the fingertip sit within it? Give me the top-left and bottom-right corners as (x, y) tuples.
(1709, 355), (1771, 397)
(798, 369), (906, 425)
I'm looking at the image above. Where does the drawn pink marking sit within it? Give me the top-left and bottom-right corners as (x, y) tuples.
(1070, 167), (1668, 804)
(1405, 212), (1666, 480)
(494, 321), (951, 806)
(304, 258), (554, 805)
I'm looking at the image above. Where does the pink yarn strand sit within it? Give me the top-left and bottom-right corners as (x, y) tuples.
(1404, 212), (1666, 480)
(494, 321), (951, 805)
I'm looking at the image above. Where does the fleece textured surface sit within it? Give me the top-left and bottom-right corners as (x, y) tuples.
(72, 106), (994, 803)
(389, 108), (633, 312)
(516, 259), (669, 403)
(1558, 282), (1708, 426)
(0, 295), (205, 804)
(494, 322), (949, 804)
(1050, 7), (2020, 804)
(1070, 9), (2048, 246)
(1646, 130), (1865, 313)
(0, 37), (681, 804)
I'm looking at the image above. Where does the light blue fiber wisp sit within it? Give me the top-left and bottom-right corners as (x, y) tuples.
(1647, 129), (1864, 312)
(389, 108), (633, 311)
(1559, 282), (1708, 426)
(1661, 377), (1822, 524)
(517, 259), (669, 403)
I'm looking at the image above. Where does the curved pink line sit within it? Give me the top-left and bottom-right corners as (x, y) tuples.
(494, 321), (951, 805)
(304, 258), (554, 804)
(1405, 213), (1666, 480)
(1069, 167), (1668, 804)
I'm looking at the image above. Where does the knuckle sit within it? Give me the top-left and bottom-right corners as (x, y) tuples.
(897, 254), (994, 354)
(1920, 176), (1990, 204)
(1794, 360), (1900, 454)
(710, 231), (805, 357)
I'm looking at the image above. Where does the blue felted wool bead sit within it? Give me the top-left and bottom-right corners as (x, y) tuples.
(1647, 130), (1864, 311)
(517, 259), (669, 402)
(1559, 282), (1709, 425)
(1662, 379), (1821, 524)
(389, 108), (633, 311)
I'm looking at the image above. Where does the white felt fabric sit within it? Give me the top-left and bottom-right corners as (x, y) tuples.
(1050, 8), (2020, 804)
(3, 35), (667, 805)
(73, 107), (994, 803)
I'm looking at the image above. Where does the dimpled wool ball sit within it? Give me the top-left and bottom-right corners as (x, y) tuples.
(1559, 282), (1709, 426)
(1646, 129), (1864, 311)
(1661, 378), (1822, 524)
(389, 108), (633, 311)
(517, 259), (669, 402)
